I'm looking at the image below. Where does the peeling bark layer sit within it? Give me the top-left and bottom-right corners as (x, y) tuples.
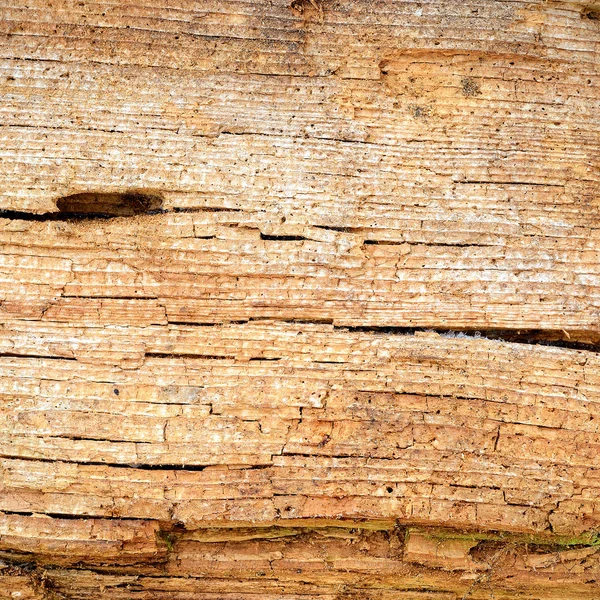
(1, 0), (600, 598)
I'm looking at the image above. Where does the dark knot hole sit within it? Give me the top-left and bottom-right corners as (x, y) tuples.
(55, 192), (163, 218)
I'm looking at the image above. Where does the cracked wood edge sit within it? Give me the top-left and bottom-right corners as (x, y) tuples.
(1, 0), (600, 598)
(2, 527), (600, 599)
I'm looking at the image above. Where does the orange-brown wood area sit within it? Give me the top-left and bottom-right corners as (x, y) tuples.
(0, 1), (599, 598)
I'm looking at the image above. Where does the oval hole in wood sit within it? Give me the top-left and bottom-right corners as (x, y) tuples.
(55, 192), (163, 217)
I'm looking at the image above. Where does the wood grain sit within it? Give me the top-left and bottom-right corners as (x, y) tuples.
(1, 0), (599, 597)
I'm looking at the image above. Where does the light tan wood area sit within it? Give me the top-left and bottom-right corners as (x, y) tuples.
(1, 0), (599, 598)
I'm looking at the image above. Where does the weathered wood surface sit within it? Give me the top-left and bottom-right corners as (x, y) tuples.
(1, 0), (600, 332)
(2, 326), (600, 535)
(1, 0), (600, 598)
(3, 527), (600, 599)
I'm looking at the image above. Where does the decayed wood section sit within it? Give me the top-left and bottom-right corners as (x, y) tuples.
(1, 0), (600, 598)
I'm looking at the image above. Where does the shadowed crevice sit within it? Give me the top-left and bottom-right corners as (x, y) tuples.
(0, 191), (163, 221)
(55, 192), (163, 217)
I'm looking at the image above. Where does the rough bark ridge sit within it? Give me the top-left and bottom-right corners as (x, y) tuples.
(0, 0), (599, 598)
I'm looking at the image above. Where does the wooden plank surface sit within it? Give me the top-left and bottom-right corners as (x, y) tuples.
(1, 325), (600, 536)
(1, 0), (600, 597)
(0, 0), (599, 331)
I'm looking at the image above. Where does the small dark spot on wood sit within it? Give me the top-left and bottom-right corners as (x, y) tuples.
(317, 434), (331, 447)
(411, 105), (431, 120)
(461, 77), (481, 97)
